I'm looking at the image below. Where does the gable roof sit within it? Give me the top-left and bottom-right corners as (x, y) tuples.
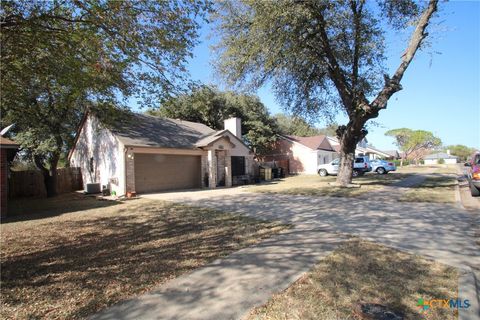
(0, 136), (19, 149)
(424, 152), (458, 160)
(364, 146), (392, 158)
(283, 135), (335, 152)
(110, 113), (216, 149)
(384, 150), (400, 157)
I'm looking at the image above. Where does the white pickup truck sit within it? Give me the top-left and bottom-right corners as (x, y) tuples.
(318, 156), (372, 177)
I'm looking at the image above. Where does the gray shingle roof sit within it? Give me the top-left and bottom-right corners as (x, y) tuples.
(195, 130), (229, 147)
(424, 152), (458, 160)
(384, 150), (400, 157)
(110, 112), (216, 149)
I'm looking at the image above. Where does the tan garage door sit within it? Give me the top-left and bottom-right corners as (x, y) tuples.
(134, 154), (201, 193)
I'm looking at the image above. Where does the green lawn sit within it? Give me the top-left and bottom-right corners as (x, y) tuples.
(247, 239), (458, 320)
(1, 194), (286, 319)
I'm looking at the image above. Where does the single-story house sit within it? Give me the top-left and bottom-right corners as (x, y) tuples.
(68, 112), (254, 196)
(363, 146), (394, 160)
(383, 150), (401, 160)
(263, 134), (393, 175)
(1, 136), (19, 216)
(326, 136), (370, 157)
(424, 152), (458, 165)
(264, 135), (339, 174)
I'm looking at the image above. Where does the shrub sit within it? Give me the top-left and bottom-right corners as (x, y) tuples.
(438, 158), (445, 164)
(391, 159), (411, 166)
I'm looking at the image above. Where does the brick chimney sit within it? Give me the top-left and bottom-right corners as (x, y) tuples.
(224, 117), (242, 138)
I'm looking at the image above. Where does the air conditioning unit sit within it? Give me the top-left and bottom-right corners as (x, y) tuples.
(85, 183), (101, 194)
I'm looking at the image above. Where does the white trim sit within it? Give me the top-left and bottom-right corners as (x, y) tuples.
(128, 147), (206, 156)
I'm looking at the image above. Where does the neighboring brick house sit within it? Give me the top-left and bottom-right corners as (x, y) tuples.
(0, 136), (19, 217)
(68, 111), (254, 196)
(264, 134), (390, 175)
(264, 135), (339, 174)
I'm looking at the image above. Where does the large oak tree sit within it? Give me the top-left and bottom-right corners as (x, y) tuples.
(214, 0), (439, 186)
(1, 0), (209, 196)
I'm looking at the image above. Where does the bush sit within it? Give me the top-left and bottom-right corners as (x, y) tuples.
(437, 158), (445, 164)
(391, 159), (411, 166)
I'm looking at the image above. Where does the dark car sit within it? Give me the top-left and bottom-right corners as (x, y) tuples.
(465, 151), (480, 197)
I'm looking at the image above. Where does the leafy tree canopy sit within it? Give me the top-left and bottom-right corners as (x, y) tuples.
(385, 128), (442, 160)
(213, 0), (439, 185)
(274, 114), (337, 137)
(148, 85), (279, 154)
(1, 0), (209, 196)
(444, 145), (477, 161)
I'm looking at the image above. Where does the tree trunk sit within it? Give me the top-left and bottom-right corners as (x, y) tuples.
(34, 153), (59, 198)
(336, 146), (356, 186)
(43, 168), (58, 197)
(336, 124), (362, 186)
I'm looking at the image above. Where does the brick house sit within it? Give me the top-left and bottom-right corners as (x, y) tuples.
(263, 135), (339, 174)
(263, 135), (388, 175)
(0, 136), (19, 216)
(68, 111), (254, 196)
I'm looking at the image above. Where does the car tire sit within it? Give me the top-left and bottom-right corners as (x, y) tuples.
(352, 170), (359, 177)
(376, 167), (386, 175)
(318, 169), (328, 177)
(470, 181), (480, 197)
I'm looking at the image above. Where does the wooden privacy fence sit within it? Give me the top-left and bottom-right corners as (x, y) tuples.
(9, 167), (83, 198)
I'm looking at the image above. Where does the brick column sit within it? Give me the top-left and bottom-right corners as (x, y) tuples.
(207, 149), (217, 188)
(125, 150), (136, 193)
(225, 150), (232, 187)
(201, 154), (207, 188)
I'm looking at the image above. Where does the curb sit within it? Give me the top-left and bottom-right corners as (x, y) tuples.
(459, 267), (480, 320)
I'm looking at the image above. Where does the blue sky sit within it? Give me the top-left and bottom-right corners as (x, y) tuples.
(184, 0), (480, 150)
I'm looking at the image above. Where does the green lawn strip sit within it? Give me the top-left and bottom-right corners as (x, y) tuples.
(247, 239), (458, 320)
(1, 197), (287, 319)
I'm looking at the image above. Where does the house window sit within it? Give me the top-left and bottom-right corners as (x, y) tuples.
(232, 156), (246, 176)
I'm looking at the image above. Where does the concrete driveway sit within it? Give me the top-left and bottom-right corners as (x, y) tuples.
(144, 190), (479, 271)
(96, 188), (479, 320)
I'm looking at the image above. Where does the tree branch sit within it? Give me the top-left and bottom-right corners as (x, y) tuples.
(300, 2), (353, 113)
(370, 0), (438, 111)
(350, 0), (364, 94)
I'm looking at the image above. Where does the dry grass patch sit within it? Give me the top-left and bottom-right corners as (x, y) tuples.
(247, 239), (458, 320)
(248, 175), (367, 197)
(400, 175), (457, 203)
(354, 172), (413, 186)
(395, 164), (458, 175)
(248, 173), (414, 197)
(1, 195), (285, 319)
